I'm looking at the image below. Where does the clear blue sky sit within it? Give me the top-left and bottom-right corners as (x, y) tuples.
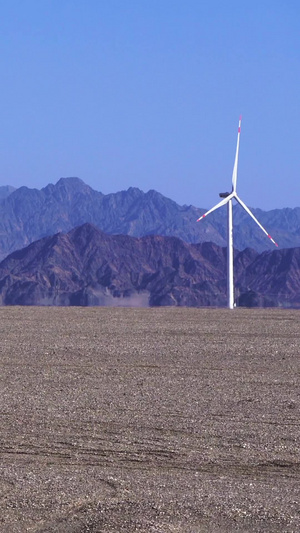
(0, 0), (299, 210)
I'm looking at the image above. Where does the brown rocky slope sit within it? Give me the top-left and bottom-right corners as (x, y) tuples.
(0, 223), (299, 307)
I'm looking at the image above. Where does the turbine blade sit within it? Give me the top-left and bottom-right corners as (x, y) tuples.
(197, 194), (234, 221)
(231, 116), (242, 193)
(235, 195), (279, 247)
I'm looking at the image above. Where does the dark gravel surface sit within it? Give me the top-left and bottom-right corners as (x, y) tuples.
(1, 306), (300, 532)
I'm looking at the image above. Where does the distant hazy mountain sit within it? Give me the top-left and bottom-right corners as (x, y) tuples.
(0, 223), (298, 307)
(0, 185), (15, 200)
(0, 177), (299, 261)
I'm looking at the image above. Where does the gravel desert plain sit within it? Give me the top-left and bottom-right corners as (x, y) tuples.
(1, 306), (300, 532)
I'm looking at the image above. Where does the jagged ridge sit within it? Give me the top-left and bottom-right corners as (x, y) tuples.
(0, 177), (299, 261)
(0, 223), (299, 307)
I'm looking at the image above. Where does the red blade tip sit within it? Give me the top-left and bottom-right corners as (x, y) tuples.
(268, 234), (278, 247)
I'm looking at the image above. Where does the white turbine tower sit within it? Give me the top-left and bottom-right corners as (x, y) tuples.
(197, 117), (278, 309)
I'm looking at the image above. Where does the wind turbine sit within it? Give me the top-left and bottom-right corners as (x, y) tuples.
(197, 117), (278, 309)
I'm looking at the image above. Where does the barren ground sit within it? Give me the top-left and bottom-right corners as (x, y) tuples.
(1, 306), (300, 532)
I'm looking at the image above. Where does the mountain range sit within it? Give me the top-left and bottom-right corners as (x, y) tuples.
(0, 177), (299, 262)
(0, 222), (299, 308)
